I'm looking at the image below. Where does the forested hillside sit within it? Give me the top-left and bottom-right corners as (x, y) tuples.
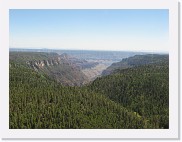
(9, 52), (169, 129)
(102, 54), (169, 75)
(10, 61), (148, 129)
(90, 63), (169, 128)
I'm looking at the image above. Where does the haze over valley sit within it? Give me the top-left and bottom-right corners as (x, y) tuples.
(10, 48), (151, 83)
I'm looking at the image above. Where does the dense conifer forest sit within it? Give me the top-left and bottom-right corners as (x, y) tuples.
(9, 52), (169, 129)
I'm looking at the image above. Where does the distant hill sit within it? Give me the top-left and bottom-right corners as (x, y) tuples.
(9, 52), (89, 86)
(102, 54), (169, 76)
(9, 48), (146, 61)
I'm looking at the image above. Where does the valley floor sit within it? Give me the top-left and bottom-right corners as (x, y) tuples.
(82, 63), (109, 81)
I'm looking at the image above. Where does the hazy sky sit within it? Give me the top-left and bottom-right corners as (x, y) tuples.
(10, 9), (169, 52)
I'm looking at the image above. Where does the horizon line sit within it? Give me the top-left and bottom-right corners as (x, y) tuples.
(9, 47), (169, 53)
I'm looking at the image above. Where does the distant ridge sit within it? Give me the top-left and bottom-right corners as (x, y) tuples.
(102, 54), (169, 76)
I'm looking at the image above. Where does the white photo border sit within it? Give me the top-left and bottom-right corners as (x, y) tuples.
(0, 0), (179, 139)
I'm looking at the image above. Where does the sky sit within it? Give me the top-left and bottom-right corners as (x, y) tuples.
(9, 9), (169, 52)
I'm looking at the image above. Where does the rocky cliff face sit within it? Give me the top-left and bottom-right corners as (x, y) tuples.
(26, 57), (64, 71)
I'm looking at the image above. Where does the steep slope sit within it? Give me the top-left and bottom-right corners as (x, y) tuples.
(9, 52), (89, 86)
(10, 61), (148, 129)
(59, 53), (99, 70)
(102, 54), (169, 75)
(59, 53), (107, 81)
(90, 63), (169, 128)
